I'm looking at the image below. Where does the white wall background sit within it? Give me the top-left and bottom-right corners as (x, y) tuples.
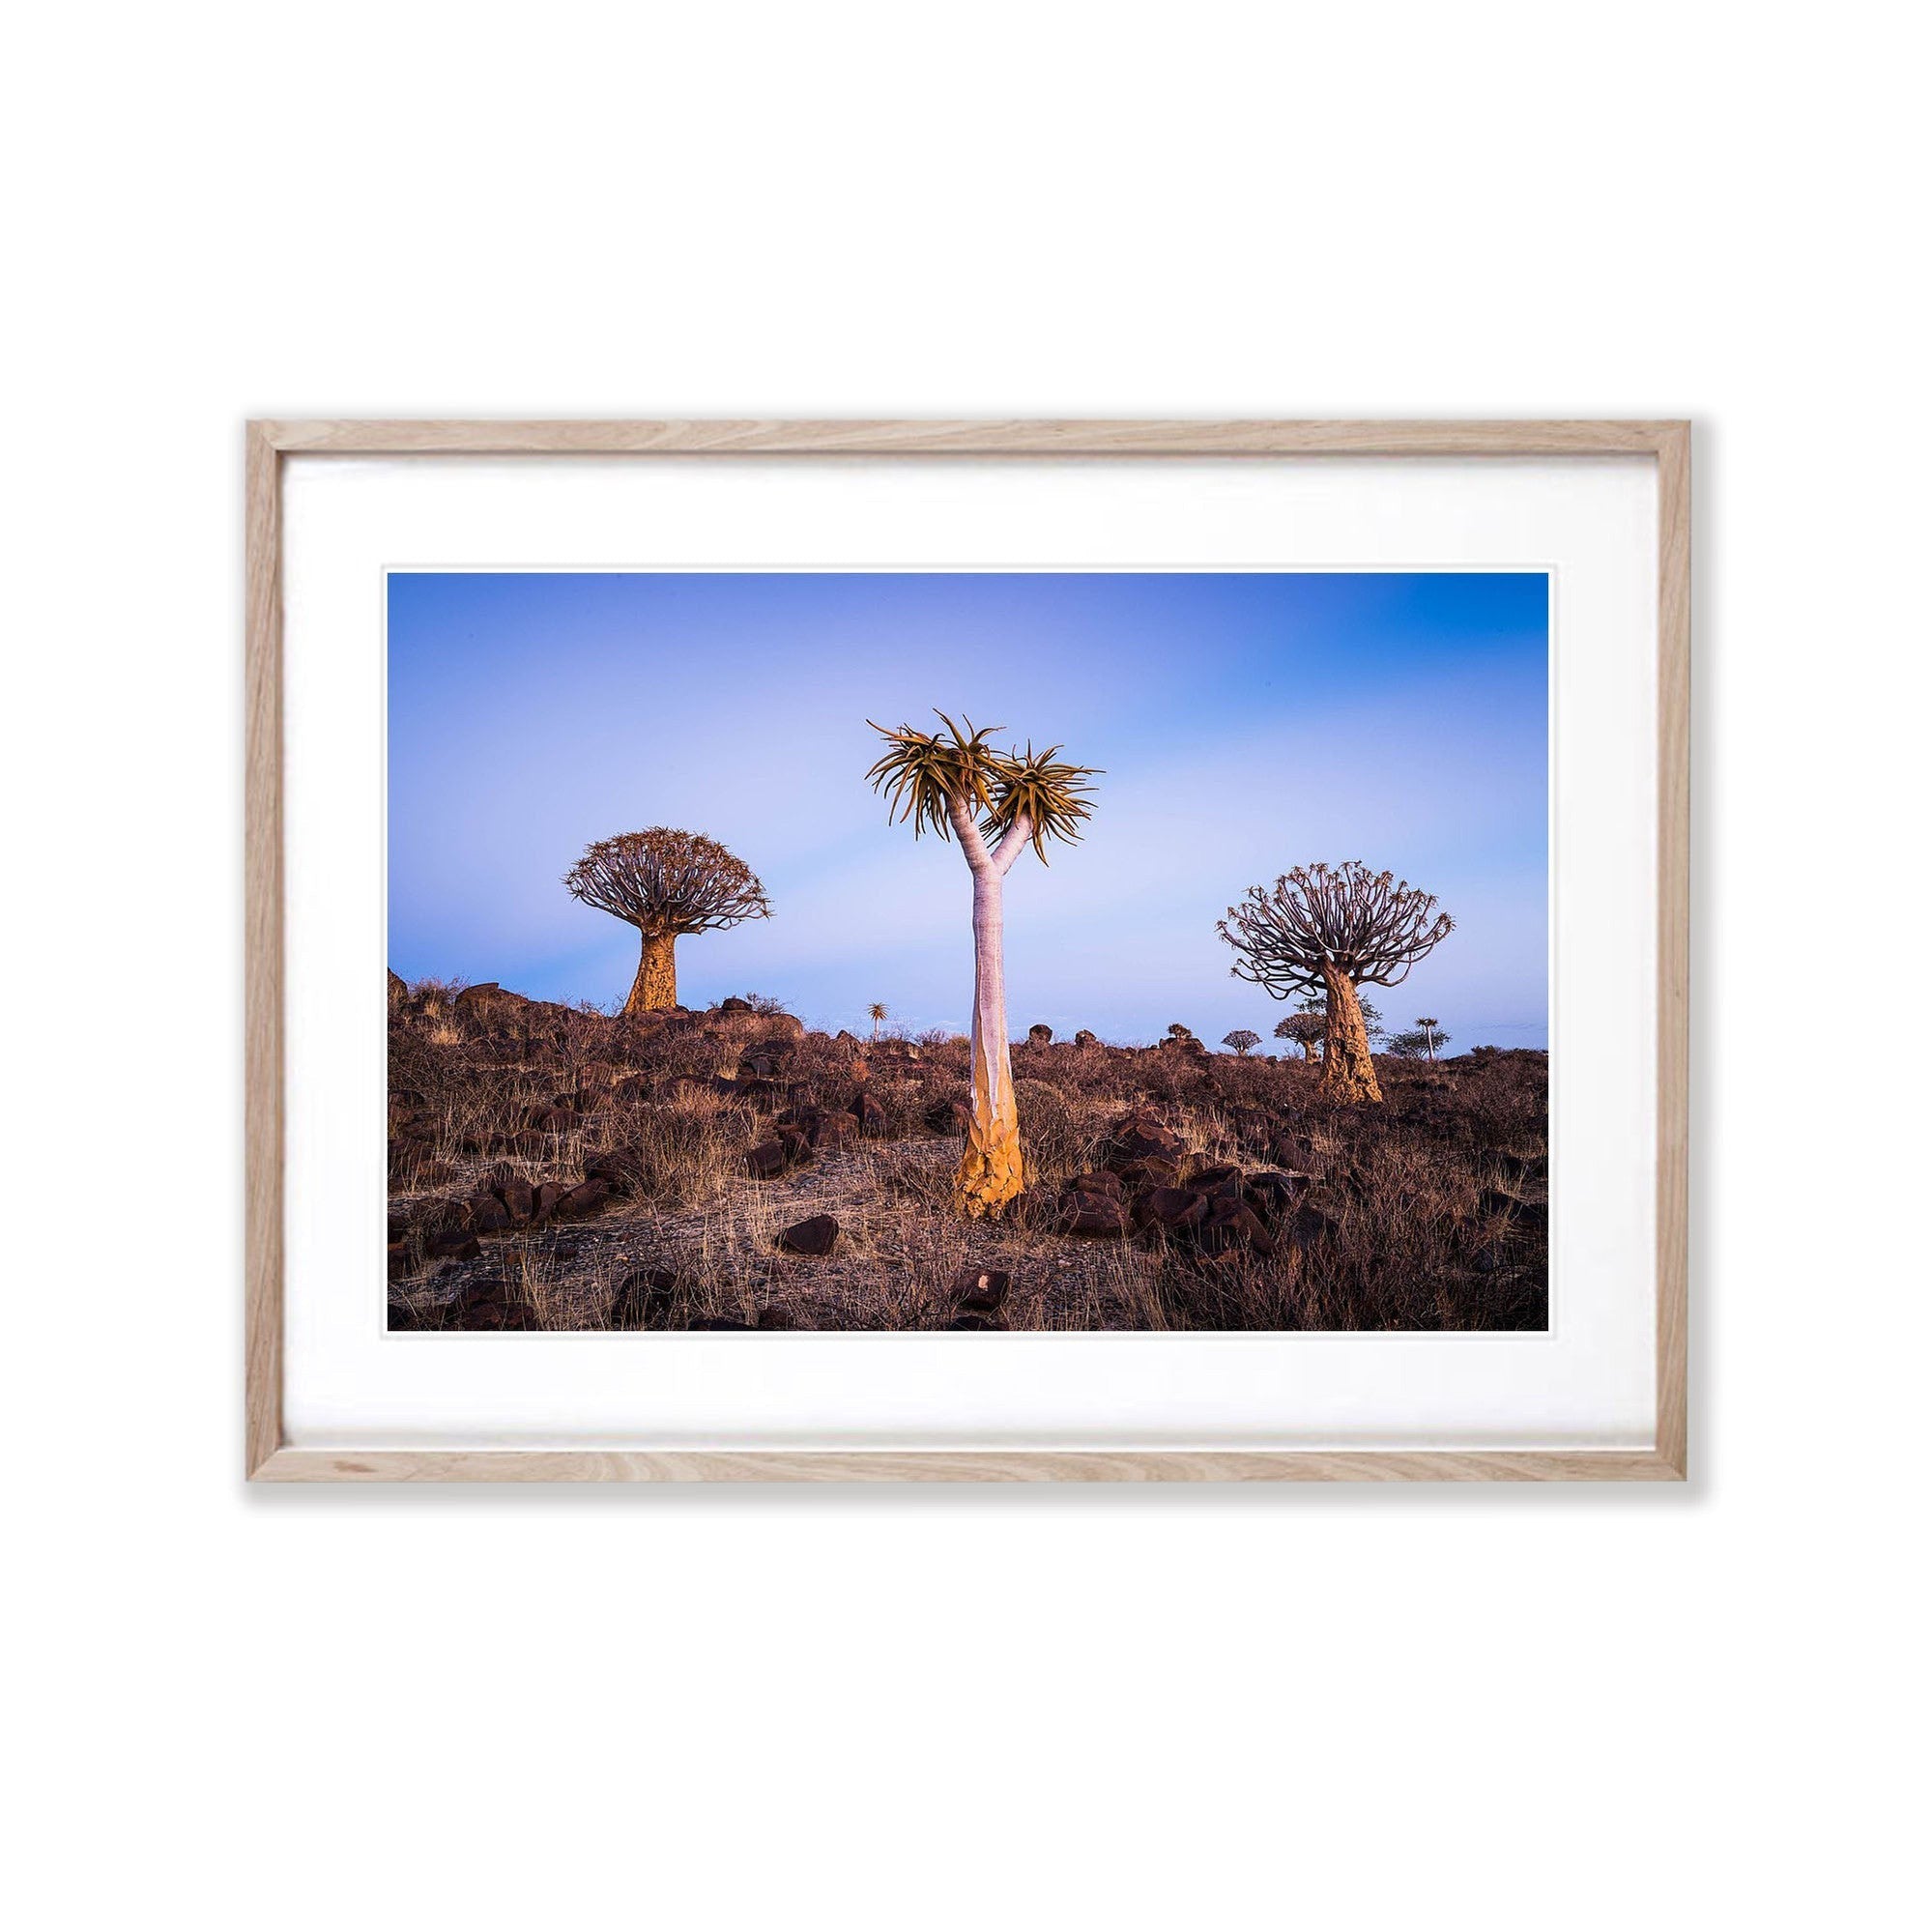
(4, 6), (1923, 1929)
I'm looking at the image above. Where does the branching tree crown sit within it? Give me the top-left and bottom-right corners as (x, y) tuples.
(1222, 1029), (1260, 1056)
(563, 828), (770, 937)
(1219, 861), (1454, 999)
(865, 712), (1098, 865)
(1275, 1012), (1326, 1049)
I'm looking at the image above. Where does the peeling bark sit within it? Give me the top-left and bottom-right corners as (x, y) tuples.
(1318, 959), (1382, 1104)
(623, 931), (678, 1015)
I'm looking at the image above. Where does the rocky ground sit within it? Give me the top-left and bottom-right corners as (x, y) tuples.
(388, 978), (1549, 1332)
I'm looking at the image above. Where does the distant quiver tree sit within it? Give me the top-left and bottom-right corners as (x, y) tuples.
(1222, 1029), (1260, 1057)
(867, 712), (1098, 1216)
(563, 828), (770, 1016)
(1219, 861), (1453, 1104)
(1274, 1011), (1327, 1062)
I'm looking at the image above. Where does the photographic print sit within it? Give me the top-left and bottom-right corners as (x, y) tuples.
(386, 569), (1549, 1334)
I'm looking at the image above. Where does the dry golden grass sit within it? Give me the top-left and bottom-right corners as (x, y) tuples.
(388, 984), (1548, 1333)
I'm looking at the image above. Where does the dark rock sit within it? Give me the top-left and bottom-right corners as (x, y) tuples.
(1139, 1186), (1208, 1232)
(1188, 1163), (1245, 1197)
(777, 1214), (839, 1256)
(1113, 1155), (1182, 1194)
(582, 1145), (646, 1193)
(455, 1297), (539, 1330)
(468, 1194), (512, 1234)
(1073, 1030), (1098, 1048)
(412, 1197), (474, 1241)
(1197, 1198), (1276, 1257)
(1065, 1169), (1124, 1199)
(690, 1316), (752, 1330)
(1026, 1024), (1053, 1046)
(774, 1122), (815, 1166)
(755, 1306), (800, 1329)
(946, 1313), (1000, 1331)
(1243, 1170), (1312, 1220)
(531, 1106), (580, 1135)
(611, 1268), (679, 1328)
(429, 1232), (482, 1262)
(552, 1178), (613, 1220)
(745, 1139), (788, 1179)
(950, 1266), (1011, 1313)
(1057, 1194), (1130, 1239)
(851, 1090), (890, 1137)
(532, 1179), (570, 1221)
(812, 1110), (860, 1148)
(718, 996), (754, 1016)
(1106, 1113), (1189, 1168)
(923, 1097), (973, 1136)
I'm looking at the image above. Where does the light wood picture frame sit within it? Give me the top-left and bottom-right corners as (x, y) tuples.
(245, 418), (1688, 1483)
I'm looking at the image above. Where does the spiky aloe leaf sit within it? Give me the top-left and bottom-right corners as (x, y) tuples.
(864, 712), (1005, 842)
(981, 741), (1100, 862)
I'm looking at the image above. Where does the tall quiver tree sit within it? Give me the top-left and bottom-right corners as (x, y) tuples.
(1219, 861), (1453, 1103)
(563, 828), (770, 1015)
(867, 713), (1097, 1217)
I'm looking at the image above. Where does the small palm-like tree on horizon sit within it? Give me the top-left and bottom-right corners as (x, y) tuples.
(867, 711), (1098, 1217)
(867, 1001), (888, 1042)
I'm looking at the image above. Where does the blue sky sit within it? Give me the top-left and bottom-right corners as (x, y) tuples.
(388, 572), (1548, 1051)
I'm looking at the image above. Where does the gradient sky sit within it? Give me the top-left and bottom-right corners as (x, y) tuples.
(388, 572), (1548, 1051)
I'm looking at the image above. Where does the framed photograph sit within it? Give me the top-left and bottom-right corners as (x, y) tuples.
(246, 419), (1687, 1482)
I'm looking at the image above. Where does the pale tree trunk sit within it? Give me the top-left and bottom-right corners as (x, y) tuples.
(946, 797), (1029, 1217)
(623, 930), (678, 1015)
(1318, 960), (1382, 1103)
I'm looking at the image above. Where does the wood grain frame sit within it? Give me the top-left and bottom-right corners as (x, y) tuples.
(245, 419), (1689, 1483)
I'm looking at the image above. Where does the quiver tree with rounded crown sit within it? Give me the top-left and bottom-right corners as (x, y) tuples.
(563, 828), (770, 1015)
(1218, 861), (1453, 1104)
